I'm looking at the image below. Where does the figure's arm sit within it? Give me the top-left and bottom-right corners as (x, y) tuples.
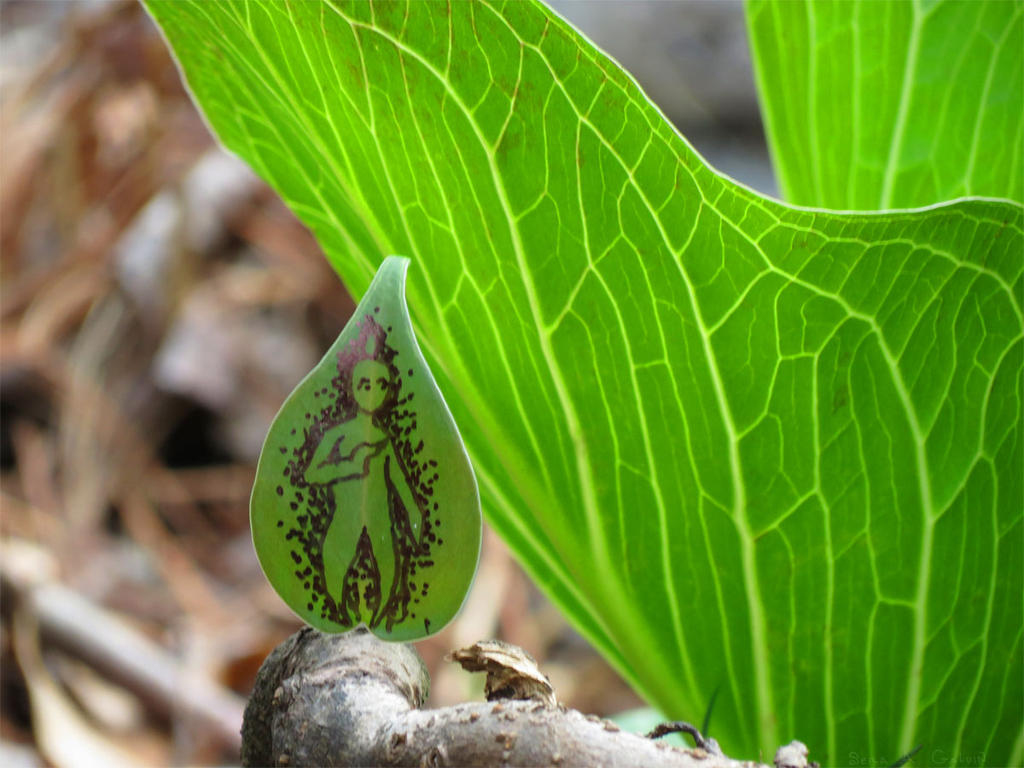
(386, 449), (427, 544)
(305, 424), (386, 485)
(305, 425), (353, 485)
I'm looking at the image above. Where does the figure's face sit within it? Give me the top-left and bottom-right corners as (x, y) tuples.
(352, 359), (390, 413)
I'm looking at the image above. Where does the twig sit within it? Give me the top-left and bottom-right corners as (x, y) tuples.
(242, 628), (803, 768)
(648, 721), (723, 756)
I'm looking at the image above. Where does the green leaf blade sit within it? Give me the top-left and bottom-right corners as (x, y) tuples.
(747, 0), (1024, 208)
(250, 257), (481, 641)
(148, 0), (1024, 761)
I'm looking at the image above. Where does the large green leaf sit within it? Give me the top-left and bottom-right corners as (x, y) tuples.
(251, 256), (481, 641)
(146, 0), (1023, 762)
(747, 0), (1024, 209)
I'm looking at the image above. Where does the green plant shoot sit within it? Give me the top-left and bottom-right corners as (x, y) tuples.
(148, 0), (1023, 758)
(251, 256), (481, 641)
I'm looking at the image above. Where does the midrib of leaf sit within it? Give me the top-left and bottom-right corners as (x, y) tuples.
(880, 0), (922, 209)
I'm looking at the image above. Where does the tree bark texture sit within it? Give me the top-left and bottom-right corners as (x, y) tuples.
(242, 628), (806, 768)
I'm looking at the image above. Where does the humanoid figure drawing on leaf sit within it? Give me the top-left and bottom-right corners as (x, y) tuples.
(286, 311), (438, 632)
(251, 257), (477, 642)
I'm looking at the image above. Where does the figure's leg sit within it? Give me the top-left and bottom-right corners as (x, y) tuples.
(302, 486), (346, 625)
(380, 455), (419, 630)
(338, 527), (380, 625)
(365, 513), (394, 627)
(324, 490), (382, 627)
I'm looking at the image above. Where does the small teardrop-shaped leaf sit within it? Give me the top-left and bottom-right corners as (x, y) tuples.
(251, 256), (481, 641)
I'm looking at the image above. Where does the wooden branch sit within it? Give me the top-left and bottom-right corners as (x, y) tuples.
(242, 628), (812, 768)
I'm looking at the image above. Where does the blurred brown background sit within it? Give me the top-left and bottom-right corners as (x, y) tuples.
(0, 2), (658, 765)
